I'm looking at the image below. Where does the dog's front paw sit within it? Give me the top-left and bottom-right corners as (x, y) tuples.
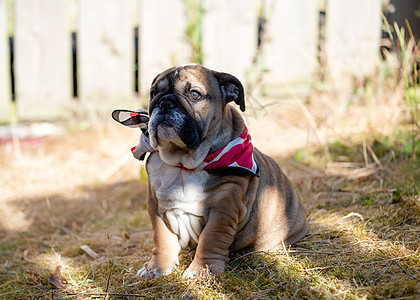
(136, 263), (178, 277)
(182, 263), (202, 278)
(182, 260), (224, 278)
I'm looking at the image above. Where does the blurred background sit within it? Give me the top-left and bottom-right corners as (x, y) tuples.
(0, 0), (419, 122)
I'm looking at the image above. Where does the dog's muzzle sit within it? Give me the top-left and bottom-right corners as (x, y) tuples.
(149, 94), (201, 149)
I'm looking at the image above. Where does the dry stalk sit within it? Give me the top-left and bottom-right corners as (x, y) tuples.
(363, 138), (369, 167)
(181, 277), (200, 298)
(366, 142), (383, 168)
(66, 291), (148, 297)
(313, 233), (330, 252)
(229, 250), (265, 265)
(281, 238), (290, 260)
(249, 282), (288, 300)
(105, 234), (113, 297)
(105, 261), (113, 297)
(371, 260), (420, 285)
(0, 288), (27, 297)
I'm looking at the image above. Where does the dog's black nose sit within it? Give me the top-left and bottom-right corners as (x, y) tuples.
(159, 95), (177, 111)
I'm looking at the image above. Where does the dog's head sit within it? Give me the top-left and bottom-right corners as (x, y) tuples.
(148, 64), (245, 163)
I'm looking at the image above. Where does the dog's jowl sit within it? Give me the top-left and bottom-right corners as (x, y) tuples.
(113, 64), (309, 278)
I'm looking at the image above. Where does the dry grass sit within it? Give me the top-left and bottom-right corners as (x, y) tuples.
(1, 59), (420, 298)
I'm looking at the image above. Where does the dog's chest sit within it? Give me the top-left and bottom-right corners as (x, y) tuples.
(147, 153), (209, 248)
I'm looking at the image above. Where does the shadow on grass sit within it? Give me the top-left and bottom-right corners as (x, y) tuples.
(0, 179), (156, 298)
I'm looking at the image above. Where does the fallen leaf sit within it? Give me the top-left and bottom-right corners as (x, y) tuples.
(49, 265), (67, 289)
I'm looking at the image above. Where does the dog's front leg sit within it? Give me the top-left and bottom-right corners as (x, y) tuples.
(183, 208), (239, 278)
(137, 192), (181, 277)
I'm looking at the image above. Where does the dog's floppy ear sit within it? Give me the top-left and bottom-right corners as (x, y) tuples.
(212, 71), (245, 112)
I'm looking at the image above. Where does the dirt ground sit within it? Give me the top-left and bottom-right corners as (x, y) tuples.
(0, 96), (419, 299)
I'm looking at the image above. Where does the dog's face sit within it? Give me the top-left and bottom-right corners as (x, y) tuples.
(148, 64), (245, 167)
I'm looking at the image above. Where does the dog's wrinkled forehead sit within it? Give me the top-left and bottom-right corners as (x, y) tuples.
(151, 64), (218, 93)
(150, 64), (246, 112)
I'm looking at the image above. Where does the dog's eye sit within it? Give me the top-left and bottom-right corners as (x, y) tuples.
(190, 90), (202, 100)
(150, 90), (157, 98)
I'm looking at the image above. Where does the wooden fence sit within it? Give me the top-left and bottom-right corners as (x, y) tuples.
(0, 0), (384, 122)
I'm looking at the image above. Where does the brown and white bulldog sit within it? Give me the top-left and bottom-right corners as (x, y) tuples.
(134, 64), (309, 277)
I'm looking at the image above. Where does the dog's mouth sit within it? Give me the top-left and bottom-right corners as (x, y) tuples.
(155, 122), (180, 147)
(149, 94), (201, 149)
(159, 120), (171, 127)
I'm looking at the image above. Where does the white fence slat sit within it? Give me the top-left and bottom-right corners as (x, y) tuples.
(202, 0), (257, 84)
(15, 0), (71, 120)
(78, 0), (134, 111)
(0, 0), (10, 122)
(262, 0), (318, 97)
(325, 0), (382, 83)
(139, 0), (190, 97)
(3, 0), (387, 120)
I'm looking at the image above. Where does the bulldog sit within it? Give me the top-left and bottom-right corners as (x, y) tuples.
(113, 64), (309, 278)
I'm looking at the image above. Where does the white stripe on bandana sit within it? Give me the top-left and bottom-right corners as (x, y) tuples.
(198, 127), (259, 176)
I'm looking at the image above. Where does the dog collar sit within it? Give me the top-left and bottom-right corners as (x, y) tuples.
(112, 109), (259, 177)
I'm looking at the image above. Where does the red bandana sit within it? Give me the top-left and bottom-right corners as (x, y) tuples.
(177, 127), (259, 177)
